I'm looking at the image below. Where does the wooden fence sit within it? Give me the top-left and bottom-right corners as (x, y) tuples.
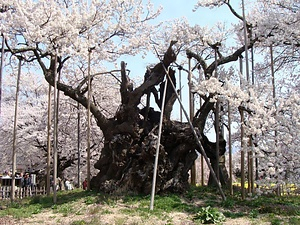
(0, 186), (46, 200)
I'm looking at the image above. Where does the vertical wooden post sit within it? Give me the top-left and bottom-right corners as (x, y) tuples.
(150, 71), (169, 210)
(250, 38), (255, 193)
(228, 102), (233, 195)
(11, 57), (22, 202)
(239, 55), (245, 199)
(166, 69), (227, 201)
(46, 84), (51, 195)
(0, 35), (4, 116)
(215, 99), (220, 182)
(201, 155), (204, 186)
(240, 109), (245, 199)
(154, 47), (226, 201)
(197, 68), (205, 186)
(188, 56), (196, 185)
(249, 136), (254, 193)
(53, 53), (58, 204)
(178, 66), (183, 122)
(55, 70), (61, 175)
(270, 45), (279, 195)
(242, 0), (250, 83)
(241, 0), (250, 199)
(247, 138), (252, 194)
(200, 95), (204, 186)
(87, 49), (92, 190)
(77, 102), (81, 188)
(270, 45), (275, 100)
(214, 44), (220, 183)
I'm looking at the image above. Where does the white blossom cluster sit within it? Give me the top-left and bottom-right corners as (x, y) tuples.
(0, 67), (121, 178)
(0, 0), (161, 60)
(182, 0), (300, 191)
(193, 0), (228, 10)
(193, 74), (300, 190)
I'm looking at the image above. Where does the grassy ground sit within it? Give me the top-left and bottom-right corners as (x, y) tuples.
(0, 186), (299, 225)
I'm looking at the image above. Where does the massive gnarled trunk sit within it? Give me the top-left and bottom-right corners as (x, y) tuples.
(90, 41), (202, 193)
(87, 42), (228, 194)
(39, 42), (229, 194)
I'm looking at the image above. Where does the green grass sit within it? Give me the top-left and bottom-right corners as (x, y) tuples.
(0, 186), (299, 224)
(70, 220), (87, 225)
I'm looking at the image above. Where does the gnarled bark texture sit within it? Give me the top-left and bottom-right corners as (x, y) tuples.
(37, 42), (230, 194)
(88, 42), (228, 194)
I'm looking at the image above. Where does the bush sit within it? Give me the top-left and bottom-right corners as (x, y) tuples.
(193, 206), (226, 224)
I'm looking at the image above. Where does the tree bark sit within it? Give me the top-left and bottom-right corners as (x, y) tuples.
(36, 41), (229, 194)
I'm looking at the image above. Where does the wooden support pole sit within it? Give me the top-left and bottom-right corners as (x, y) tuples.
(55, 70), (61, 179)
(178, 66), (183, 122)
(188, 56), (196, 186)
(150, 72), (169, 210)
(249, 136), (254, 193)
(198, 69), (204, 186)
(270, 45), (280, 195)
(53, 54), (58, 204)
(250, 38), (255, 193)
(214, 45), (220, 183)
(201, 155), (204, 186)
(240, 109), (245, 200)
(168, 72), (226, 200)
(228, 102), (233, 195)
(11, 57), (22, 202)
(46, 84), (51, 195)
(242, 0), (250, 83)
(199, 97), (204, 186)
(154, 49), (226, 200)
(247, 138), (252, 194)
(239, 55), (245, 199)
(77, 102), (81, 188)
(0, 35), (4, 116)
(87, 49), (92, 191)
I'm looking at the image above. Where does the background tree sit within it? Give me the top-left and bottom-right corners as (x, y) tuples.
(0, 63), (123, 183)
(191, 0), (300, 191)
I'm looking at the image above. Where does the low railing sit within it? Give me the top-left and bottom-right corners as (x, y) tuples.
(0, 186), (46, 200)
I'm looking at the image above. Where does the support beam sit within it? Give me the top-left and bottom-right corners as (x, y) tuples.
(11, 57), (22, 202)
(87, 49), (92, 191)
(150, 71), (169, 210)
(154, 48), (226, 201)
(188, 56), (196, 186)
(53, 54), (58, 204)
(46, 84), (51, 195)
(0, 35), (5, 116)
(228, 102), (233, 195)
(77, 102), (81, 188)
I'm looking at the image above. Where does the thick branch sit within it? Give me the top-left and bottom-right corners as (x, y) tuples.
(225, 1), (243, 21)
(43, 56), (110, 133)
(188, 37), (258, 78)
(186, 49), (208, 75)
(120, 61), (133, 104)
(127, 41), (177, 108)
(194, 96), (214, 133)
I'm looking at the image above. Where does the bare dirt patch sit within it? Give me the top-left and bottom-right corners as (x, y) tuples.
(0, 201), (270, 225)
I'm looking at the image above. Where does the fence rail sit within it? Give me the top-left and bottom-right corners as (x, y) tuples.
(0, 186), (46, 200)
